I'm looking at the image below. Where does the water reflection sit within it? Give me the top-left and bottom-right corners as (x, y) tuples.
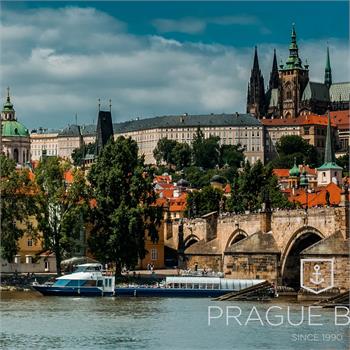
(0, 292), (348, 350)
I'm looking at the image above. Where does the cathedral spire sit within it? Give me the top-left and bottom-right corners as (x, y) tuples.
(324, 46), (332, 88)
(246, 46), (265, 117)
(253, 46), (259, 72)
(284, 23), (302, 69)
(269, 49), (279, 89)
(324, 110), (336, 164)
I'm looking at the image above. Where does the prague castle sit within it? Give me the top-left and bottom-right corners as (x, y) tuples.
(3, 24), (349, 165)
(247, 24), (349, 119)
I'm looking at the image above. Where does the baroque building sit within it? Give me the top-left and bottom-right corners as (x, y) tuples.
(247, 24), (350, 119)
(0, 88), (30, 165)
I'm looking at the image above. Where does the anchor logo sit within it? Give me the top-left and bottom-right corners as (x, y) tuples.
(300, 259), (334, 294)
(310, 264), (324, 285)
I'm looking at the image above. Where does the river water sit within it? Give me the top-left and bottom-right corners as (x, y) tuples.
(0, 292), (349, 350)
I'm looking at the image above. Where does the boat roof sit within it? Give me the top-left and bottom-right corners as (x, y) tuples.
(165, 276), (264, 284)
(166, 276), (221, 284)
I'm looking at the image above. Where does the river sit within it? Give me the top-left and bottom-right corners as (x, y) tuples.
(0, 291), (349, 350)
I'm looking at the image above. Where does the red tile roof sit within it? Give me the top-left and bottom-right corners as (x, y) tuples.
(224, 183), (231, 194)
(273, 166), (316, 179)
(262, 114), (337, 127)
(288, 182), (347, 207)
(273, 169), (290, 178)
(330, 110), (349, 130)
(154, 175), (172, 184)
(64, 170), (74, 183)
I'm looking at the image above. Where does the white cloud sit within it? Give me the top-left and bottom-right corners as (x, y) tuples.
(0, 7), (348, 129)
(152, 15), (261, 35)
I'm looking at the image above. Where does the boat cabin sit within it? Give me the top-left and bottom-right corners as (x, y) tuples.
(165, 276), (263, 291)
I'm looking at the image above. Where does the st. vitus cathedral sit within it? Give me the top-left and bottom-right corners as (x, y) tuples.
(247, 24), (349, 119)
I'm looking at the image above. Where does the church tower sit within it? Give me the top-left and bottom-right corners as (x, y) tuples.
(324, 46), (332, 89)
(279, 24), (309, 118)
(317, 111), (342, 186)
(269, 49), (279, 89)
(95, 99), (114, 156)
(246, 46), (266, 118)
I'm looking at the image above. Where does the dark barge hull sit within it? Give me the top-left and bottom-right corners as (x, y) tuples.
(115, 287), (232, 298)
(33, 285), (114, 297)
(33, 285), (232, 298)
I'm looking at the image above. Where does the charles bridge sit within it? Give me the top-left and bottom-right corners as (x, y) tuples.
(164, 205), (349, 290)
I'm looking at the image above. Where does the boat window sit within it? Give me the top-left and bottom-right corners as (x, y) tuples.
(97, 280), (103, 287)
(53, 279), (69, 287)
(173, 283), (179, 288)
(84, 280), (97, 287)
(180, 283), (186, 289)
(193, 284), (199, 289)
(213, 284), (219, 290)
(108, 279), (112, 287)
(207, 284), (213, 289)
(66, 280), (85, 287)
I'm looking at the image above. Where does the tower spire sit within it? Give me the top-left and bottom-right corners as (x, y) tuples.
(253, 46), (259, 71)
(284, 23), (302, 69)
(324, 110), (336, 164)
(324, 46), (332, 88)
(246, 46), (265, 118)
(269, 49), (279, 89)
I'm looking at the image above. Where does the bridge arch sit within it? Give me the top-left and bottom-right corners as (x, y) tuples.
(183, 234), (200, 250)
(225, 229), (248, 249)
(281, 226), (324, 289)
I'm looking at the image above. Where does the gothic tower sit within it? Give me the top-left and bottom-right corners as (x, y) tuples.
(246, 46), (266, 118)
(95, 100), (114, 156)
(278, 24), (309, 118)
(324, 46), (332, 89)
(269, 49), (279, 89)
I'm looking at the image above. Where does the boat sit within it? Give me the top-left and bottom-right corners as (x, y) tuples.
(33, 265), (268, 298)
(115, 276), (266, 298)
(32, 263), (115, 296)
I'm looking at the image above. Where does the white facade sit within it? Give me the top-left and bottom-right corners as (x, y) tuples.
(30, 131), (59, 160)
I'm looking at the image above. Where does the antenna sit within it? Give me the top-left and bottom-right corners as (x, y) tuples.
(98, 98), (101, 111)
(109, 99), (112, 112)
(75, 113), (78, 125)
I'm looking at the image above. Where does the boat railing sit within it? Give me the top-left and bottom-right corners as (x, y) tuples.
(181, 269), (224, 278)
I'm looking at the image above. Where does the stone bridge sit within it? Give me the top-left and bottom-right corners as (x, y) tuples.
(164, 206), (349, 289)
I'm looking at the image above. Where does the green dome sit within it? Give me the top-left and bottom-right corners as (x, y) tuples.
(289, 163), (300, 177)
(2, 120), (29, 137)
(210, 175), (227, 185)
(300, 170), (309, 187)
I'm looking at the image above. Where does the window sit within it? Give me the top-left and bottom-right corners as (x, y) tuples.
(304, 127), (310, 135)
(151, 248), (158, 260)
(27, 239), (33, 247)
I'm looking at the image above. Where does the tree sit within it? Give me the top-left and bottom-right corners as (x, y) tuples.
(88, 136), (161, 276)
(0, 155), (36, 262)
(72, 142), (96, 166)
(192, 128), (220, 169)
(271, 135), (320, 168)
(34, 157), (89, 275)
(337, 153), (349, 176)
(153, 138), (178, 166)
(172, 142), (192, 169)
(186, 186), (223, 218)
(219, 144), (245, 168)
(226, 160), (292, 213)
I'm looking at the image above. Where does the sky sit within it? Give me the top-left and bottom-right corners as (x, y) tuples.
(0, 1), (349, 129)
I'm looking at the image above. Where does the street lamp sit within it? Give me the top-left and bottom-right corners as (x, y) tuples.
(300, 169), (309, 212)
